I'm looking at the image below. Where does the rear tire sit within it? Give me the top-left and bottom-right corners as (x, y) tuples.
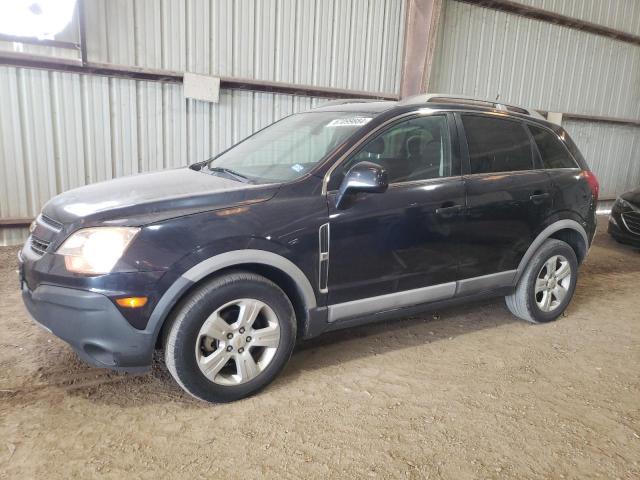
(164, 271), (296, 403)
(505, 239), (578, 324)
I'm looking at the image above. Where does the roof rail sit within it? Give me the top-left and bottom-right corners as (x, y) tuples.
(398, 93), (545, 120)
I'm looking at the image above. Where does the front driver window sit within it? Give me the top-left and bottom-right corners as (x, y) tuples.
(329, 115), (454, 190)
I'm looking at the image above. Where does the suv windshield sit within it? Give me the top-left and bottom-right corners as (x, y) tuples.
(206, 111), (373, 183)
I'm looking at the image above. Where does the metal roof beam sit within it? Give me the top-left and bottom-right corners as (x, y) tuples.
(0, 52), (398, 101)
(458, 0), (640, 46)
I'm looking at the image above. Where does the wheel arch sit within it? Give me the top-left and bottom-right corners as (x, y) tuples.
(515, 219), (588, 284)
(548, 228), (588, 264)
(149, 250), (317, 348)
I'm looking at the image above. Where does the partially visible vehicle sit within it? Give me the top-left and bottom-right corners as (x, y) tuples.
(608, 187), (640, 247)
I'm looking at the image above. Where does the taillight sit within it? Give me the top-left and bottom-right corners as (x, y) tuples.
(580, 170), (599, 201)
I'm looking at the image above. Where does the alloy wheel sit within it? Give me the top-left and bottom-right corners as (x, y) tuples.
(195, 298), (281, 385)
(534, 255), (572, 312)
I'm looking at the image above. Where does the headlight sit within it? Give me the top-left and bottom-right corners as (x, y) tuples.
(57, 227), (140, 274)
(616, 197), (635, 210)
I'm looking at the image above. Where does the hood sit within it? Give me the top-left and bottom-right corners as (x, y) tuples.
(43, 168), (279, 226)
(621, 186), (640, 206)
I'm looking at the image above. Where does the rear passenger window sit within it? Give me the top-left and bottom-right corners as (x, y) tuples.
(462, 115), (534, 174)
(529, 125), (578, 169)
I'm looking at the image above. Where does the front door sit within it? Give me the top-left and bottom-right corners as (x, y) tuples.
(324, 113), (465, 319)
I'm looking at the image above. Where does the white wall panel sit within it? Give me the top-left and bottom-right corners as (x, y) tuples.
(50, 72), (87, 192)
(431, 1), (640, 120)
(564, 120), (640, 200)
(4, 0), (637, 247)
(83, 0), (406, 94)
(0, 66), (332, 245)
(0, 228), (28, 247)
(0, 0), (408, 244)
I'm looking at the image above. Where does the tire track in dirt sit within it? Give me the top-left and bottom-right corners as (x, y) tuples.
(0, 371), (131, 404)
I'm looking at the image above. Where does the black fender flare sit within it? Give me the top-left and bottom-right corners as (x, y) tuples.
(514, 219), (588, 284)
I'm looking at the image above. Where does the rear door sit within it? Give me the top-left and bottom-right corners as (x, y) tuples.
(457, 113), (553, 279)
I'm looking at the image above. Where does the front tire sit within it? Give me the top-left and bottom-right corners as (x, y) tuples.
(505, 239), (578, 324)
(164, 271), (296, 403)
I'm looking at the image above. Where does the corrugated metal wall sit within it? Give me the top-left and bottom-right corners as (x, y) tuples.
(84, 0), (405, 94)
(564, 119), (640, 199)
(430, 0), (640, 200)
(0, 65), (331, 245)
(0, 0), (407, 245)
(2, 0), (639, 246)
(431, 1), (640, 119)
(515, 0), (640, 36)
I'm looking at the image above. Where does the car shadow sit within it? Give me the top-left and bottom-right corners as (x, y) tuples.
(50, 298), (514, 407)
(276, 298), (515, 384)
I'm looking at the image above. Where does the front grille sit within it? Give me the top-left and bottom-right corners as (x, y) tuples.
(621, 211), (640, 236)
(30, 236), (52, 256)
(39, 214), (63, 231)
(28, 213), (64, 257)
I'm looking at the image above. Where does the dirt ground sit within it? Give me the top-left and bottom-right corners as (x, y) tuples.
(0, 219), (638, 479)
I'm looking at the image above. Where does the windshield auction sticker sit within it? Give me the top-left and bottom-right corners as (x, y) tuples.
(326, 117), (372, 127)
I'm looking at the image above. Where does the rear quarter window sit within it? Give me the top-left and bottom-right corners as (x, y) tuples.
(529, 125), (579, 169)
(462, 115), (534, 174)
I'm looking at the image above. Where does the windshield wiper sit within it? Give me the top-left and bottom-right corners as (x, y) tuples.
(209, 167), (251, 183)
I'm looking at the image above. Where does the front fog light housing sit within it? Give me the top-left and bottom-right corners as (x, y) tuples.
(57, 227), (140, 274)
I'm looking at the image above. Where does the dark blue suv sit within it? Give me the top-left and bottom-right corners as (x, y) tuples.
(19, 95), (599, 403)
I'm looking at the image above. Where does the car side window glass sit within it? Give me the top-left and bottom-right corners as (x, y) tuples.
(329, 115), (454, 190)
(462, 115), (534, 174)
(529, 125), (578, 169)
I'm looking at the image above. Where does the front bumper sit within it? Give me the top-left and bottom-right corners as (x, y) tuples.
(608, 215), (640, 247)
(22, 283), (155, 372)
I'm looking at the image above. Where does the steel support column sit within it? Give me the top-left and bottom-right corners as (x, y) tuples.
(400, 0), (443, 98)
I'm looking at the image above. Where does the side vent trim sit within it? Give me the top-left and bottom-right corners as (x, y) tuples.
(318, 223), (330, 294)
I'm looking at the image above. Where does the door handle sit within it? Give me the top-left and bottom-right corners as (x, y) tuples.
(529, 192), (550, 204)
(435, 204), (463, 217)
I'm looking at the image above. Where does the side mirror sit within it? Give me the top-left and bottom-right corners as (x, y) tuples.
(189, 161), (207, 171)
(336, 161), (388, 209)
